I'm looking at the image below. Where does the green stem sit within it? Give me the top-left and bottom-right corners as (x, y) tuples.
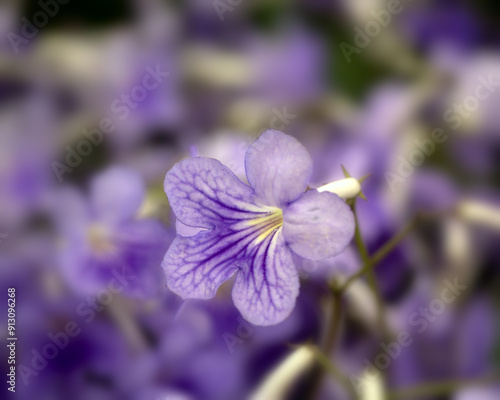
(310, 345), (359, 399)
(310, 210), (441, 398)
(371, 213), (422, 266)
(338, 213), (423, 294)
(325, 282), (343, 356)
(350, 201), (390, 338)
(306, 283), (344, 400)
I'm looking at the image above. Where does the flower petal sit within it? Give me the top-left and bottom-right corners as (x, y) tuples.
(113, 220), (172, 298)
(232, 232), (299, 326)
(175, 219), (207, 237)
(282, 190), (355, 260)
(165, 157), (263, 229)
(164, 225), (265, 299)
(59, 219), (171, 298)
(90, 167), (145, 223)
(245, 130), (313, 206)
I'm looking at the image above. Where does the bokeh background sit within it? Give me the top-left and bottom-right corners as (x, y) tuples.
(0, 0), (499, 399)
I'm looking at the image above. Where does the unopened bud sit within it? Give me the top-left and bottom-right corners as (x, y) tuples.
(360, 370), (386, 400)
(250, 346), (315, 400)
(317, 178), (361, 199)
(457, 200), (500, 231)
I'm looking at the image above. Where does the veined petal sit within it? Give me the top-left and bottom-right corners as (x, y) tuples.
(232, 232), (300, 326)
(245, 130), (313, 207)
(165, 157), (263, 229)
(175, 219), (207, 237)
(164, 230), (241, 299)
(164, 209), (285, 300)
(282, 190), (355, 260)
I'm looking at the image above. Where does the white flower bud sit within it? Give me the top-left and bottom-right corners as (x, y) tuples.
(457, 200), (500, 231)
(359, 370), (386, 400)
(443, 217), (475, 284)
(317, 178), (362, 200)
(250, 346), (315, 400)
(344, 280), (379, 330)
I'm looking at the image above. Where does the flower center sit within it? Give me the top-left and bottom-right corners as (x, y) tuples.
(247, 208), (283, 244)
(87, 224), (116, 255)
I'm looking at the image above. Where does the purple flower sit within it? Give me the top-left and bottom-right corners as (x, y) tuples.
(56, 167), (172, 298)
(163, 130), (355, 325)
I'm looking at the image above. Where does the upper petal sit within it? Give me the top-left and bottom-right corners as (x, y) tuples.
(165, 157), (263, 229)
(232, 232), (300, 326)
(245, 130), (313, 207)
(282, 190), (355, 260)
(90, 167), (145, 224)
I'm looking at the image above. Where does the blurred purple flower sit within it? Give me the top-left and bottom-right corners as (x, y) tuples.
(250, 30), (325, 104)
(399, 2), (480, 52)
(163, 130), (355, 326)
(56, 167), (172, 298)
